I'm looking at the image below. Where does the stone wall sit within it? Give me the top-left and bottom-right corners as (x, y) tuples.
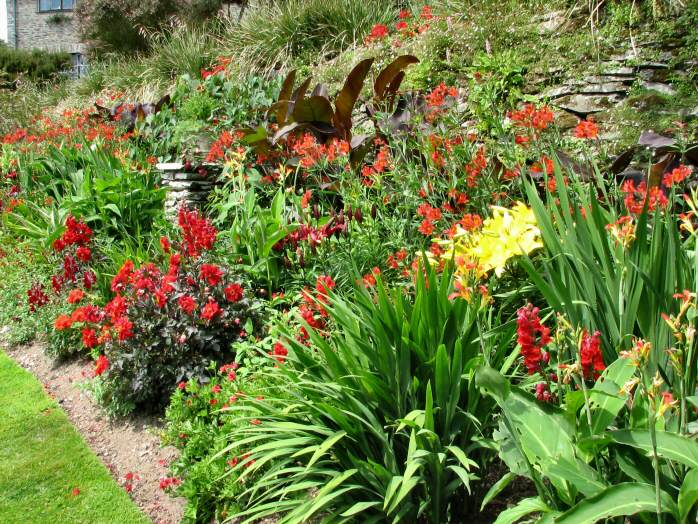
(6, 0), (84, 53)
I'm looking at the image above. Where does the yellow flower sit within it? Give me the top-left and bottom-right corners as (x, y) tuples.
(428, 202), (542, 279)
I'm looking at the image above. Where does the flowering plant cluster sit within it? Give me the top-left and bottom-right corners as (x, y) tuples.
(55, 207), (261, 412)
(365, 6), (436, 45)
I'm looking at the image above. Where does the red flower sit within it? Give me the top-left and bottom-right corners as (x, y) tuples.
(366, 23), (389, 43)
(574, 118), (599, 139)
(418, 219), (435, 236)
(212, 384), (222, 394)
(82, 328), (98, 349)
(76, 246), (92, 262)
(27, 282), (50, 312)
(95, 355), (110, 376)
(178, 207), (218, 258)
(580, 330), (605, 379)
(160, 236), (172, 254)
(224, 283), (244, 302)
(105, 295), (128, 322)
(68, 289), (85, 304)
(201, 299), (222, 322)
(200, 264), (224, 286)
(55, 314), (73, 330)
(178, 295), (198, 315)
(663, 165), (692, 188)
(112, 260), (135, 293)
(516, 304), (551, 374)
(114, 316), (134, 341)
(273, 342), (288, 363)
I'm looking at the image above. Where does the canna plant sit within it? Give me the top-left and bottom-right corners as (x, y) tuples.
(209, 264), (516, 523)
(239, 55), (419, 167)
(477, 331), (698, 524)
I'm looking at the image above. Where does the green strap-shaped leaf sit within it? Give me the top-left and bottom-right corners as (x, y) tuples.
(492, 496), (550, 524)
(554, 483), (678, 524)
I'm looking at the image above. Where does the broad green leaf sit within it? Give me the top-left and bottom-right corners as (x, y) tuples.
(610, 429), (698, 468)
(545, 457), (607, 497)
(589, 357), (636, 434)
(678, 468), (698, 523)
(555, 483), (678, 524)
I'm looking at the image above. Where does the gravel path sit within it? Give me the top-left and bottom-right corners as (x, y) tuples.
(2, 341), (186, 524)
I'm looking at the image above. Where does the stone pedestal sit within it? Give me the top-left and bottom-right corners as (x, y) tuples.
(156, 163), (224, 218)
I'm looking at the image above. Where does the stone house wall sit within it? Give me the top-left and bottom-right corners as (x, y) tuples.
(5, 0), (84, 53)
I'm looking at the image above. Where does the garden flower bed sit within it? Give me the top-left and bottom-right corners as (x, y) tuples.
(1, 1), (698, 523)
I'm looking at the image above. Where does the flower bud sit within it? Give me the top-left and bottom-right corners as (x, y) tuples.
(355, 208), (364, 223)
(371, 204), (377, 220)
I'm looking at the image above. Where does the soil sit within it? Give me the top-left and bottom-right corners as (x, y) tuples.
(3, 340), (186, 524)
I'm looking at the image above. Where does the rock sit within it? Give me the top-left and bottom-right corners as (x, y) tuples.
(553, 110), (579, 131)
(533, 10), (568, 33)
(600, 66), (635, 76)
(609, 50), (638, 62)
(638, 68), (671, 83)
(543, 85), (576, 99)
(577, 82), (629, 95)
(636, 61), (670, 70)
(627, 92), (668, 111)
(554, 93), (624, 117)
(679, 107), (698, 122)
(640, 81), (677, 96)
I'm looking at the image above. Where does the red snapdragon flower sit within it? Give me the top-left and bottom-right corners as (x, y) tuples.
(76, 246), (92, 262)
(55, 314), (73, 330)
(273, 342), (288, 363)
(178, 207), (218, 258)
(112, 260), (135, 293)
(160, 236), (172, 254)
(114, 316), (134, 341)
(580, 329), (605, 379)
(516, 304), (551, 374)
(82, 328), (99, 349)
(28, 283), (50, 312)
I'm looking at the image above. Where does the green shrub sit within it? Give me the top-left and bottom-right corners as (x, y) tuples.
(0, 43), (70, 85)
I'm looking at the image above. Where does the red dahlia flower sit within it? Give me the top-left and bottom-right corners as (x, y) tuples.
(200, 264), (224, 286)
(178, 295), (198, 315)
(201, 299), (222, 321)
(224, 283), (244, 302)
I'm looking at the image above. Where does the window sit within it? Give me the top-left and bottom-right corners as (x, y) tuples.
(38, 0), (74, 12)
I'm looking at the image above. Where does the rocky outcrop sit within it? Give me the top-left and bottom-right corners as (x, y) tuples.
(156, 163), (223, 218)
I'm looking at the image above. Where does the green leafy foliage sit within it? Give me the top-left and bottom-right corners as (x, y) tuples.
(208, 266), (516, 522)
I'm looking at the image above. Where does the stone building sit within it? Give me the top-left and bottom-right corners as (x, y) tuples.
(0, 0), (86, 76)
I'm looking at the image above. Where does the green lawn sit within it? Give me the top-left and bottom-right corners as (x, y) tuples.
(0, 351), (150, 524)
